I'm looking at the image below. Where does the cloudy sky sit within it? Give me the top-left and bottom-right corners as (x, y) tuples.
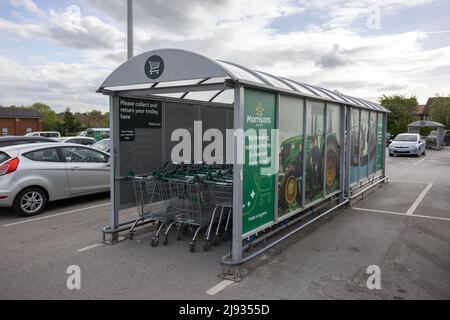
(0, 0), (449, 112)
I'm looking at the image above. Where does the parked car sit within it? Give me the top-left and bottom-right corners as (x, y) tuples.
(0, 143), (110, 216)
(388, 133), (426, 157)
(25, 131), (61, 138)
(91, 138), (110, 154)
(0, 136), (57, 148)
(58, 136), (96, 146)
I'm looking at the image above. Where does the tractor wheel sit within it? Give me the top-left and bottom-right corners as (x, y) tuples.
(326, 136), (339, 189)
(280, 169), (298, 209)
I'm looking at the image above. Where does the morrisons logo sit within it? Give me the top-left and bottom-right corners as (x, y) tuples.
(247, 103), (271, 124)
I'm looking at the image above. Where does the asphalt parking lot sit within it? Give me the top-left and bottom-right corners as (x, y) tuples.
(0, 148), (449, 300)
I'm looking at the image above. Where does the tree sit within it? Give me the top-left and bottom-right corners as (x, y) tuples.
(430, 95), (450, 129)
(61, 107), (81, 135)
(28, 102), (58, 131)
(379, 94), (417, 137)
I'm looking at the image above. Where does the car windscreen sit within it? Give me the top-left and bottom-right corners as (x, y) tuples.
(428, 130), (437, 136)
(0, 151), (11, 164)
(394, 134), (417, 141)
(92, 140), (109, 152)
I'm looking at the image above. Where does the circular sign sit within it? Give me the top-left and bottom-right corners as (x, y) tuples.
(144, 55), (164, 79)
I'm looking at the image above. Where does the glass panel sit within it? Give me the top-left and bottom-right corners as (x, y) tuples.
(302, 84), (330, 99)
(305, 99), (325, 203)
(376, 113), (384, 172)
(350, 108), (360, 184)
(359, 110), (370, 180)
(368, 112), (377, 175)
(201, 76), (229, 84)
(212, 90), (234, 104)
(255, 72), (292, 90)
(184, 90), (220, 101)
(156, 78), (205, 88)
(325, 103), (341, 194)
(152, 93), (184, 99)
(281, 80), (313, 95)
(217, 61), (266, 84)
(278, 95), (304, 217)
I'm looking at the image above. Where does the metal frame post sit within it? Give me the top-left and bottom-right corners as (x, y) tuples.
(301, 97), (307, 206)
(339, 105), (346, 202)
(231, 85), (244, 266)
(274, 93), (280, 220)
(108, 94), (120, 243)
(344, 106), (351, 197)
(382, 113), (387, 178)
(323, 102), (328, 196)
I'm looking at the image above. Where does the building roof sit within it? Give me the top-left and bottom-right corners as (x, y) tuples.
(99, 48), (389, 113)
(0, 106), (43, 119)
(414, 104), (428, 116)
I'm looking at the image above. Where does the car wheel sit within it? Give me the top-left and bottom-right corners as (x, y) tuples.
(389, 153), (393, 157)
(13, 187), (47, 217)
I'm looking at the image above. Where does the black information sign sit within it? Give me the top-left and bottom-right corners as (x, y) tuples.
(119, 97), (162, 142)
(120, 128), (135, 142)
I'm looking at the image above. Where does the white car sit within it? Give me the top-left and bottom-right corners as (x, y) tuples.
(389, 133), (426, 157)
(58, 136), (96, 146)
(0, 143), (110, 216)
(25, 131), (61, 138)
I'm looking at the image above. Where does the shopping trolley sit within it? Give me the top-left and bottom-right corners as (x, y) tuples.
(128, 162), (179, 245)
(168, 176), (213, 252)
(203, 179), (233, 251)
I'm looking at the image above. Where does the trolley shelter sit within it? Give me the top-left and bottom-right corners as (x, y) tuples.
(408, 120), (445, 149)
(97, 49), (389, 271)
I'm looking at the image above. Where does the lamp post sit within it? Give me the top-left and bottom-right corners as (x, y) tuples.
(127, 0), (133, 59)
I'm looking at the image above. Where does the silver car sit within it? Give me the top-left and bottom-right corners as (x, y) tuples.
(388, 133), (426, 157)
(0, 143), (110, 216)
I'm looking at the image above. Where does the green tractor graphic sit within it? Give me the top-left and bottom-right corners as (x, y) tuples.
(279, 110), (340, 209)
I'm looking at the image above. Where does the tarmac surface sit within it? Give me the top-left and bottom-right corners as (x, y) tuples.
(0, 148), (449, 299)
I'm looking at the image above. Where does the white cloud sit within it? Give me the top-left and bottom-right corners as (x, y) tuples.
(9, 0), (45, 16)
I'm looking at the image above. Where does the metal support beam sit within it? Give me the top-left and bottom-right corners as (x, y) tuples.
(231, 85), (244, 264)
(106, 95), (120, 243)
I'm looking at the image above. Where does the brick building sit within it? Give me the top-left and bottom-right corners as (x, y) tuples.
(0, 106), (43, 136)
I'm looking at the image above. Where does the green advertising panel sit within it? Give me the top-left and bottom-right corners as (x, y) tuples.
(376, 113), (384, 171)
(278, 95), (304, 217)
(242, 88), (276, 236)
(325, 103), (341, 194)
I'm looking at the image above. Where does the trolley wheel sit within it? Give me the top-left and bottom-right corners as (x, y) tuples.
(163, 234), (169, 246)
(203, 240), (211, 251)
(189, 242), (196, 253)
(213, 235), (220, 246)
(151, 236), (159, 247)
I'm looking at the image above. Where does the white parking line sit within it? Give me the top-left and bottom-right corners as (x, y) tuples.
(389, 180), (428, 184)
(353, 207), (450, 222)
(77, 243), (103, 252)
(3, 202), (110, 227)
(412, 156), (428, 167)
(206, 280), (234, 295)
(406, 183), (433, 215)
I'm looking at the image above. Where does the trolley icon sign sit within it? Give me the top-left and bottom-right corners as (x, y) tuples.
(148, 61), (160, 75)
(145, 55), (164, 79)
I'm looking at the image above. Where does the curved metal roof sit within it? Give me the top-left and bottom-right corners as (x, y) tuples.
(99, 48), (388, 112)
(408, 120), (445, 127)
